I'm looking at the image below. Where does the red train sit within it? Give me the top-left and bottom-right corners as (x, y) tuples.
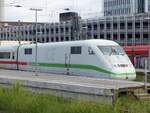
(123, 45), (149, 68)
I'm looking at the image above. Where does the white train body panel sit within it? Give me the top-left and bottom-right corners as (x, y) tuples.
(0, 39), (136, 80)
(0, 45), (18, 69)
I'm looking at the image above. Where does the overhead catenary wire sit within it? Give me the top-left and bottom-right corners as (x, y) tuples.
(4, 0), (103, 22)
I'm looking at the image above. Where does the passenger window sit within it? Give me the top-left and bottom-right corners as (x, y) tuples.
(71, 46), (82, 54)
(24, 48), (32, 55)
(0, 52), (11, 59)
(88, 47), (95, 55)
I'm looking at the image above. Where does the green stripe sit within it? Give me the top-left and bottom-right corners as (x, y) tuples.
(32, 63), (135, 77)
(70, 64), (112, 74)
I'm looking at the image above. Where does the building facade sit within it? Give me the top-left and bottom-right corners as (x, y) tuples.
(0, 21), (75, 43)
(104, 0), (146, 16)
(0, 14), (149, 46)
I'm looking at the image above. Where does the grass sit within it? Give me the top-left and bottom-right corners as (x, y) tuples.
(0, 82), (149, 113)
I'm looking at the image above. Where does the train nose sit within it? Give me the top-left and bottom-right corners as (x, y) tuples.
(111, 65), (136, 80)
(124, 64), (136, 80)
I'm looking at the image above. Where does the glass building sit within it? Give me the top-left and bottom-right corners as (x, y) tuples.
(104, 0), (146, 16)
(0, 14), (149, 46)
(146, 0), (150, 12)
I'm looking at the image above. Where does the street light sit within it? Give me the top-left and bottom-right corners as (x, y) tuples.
(30, 8), (43, 76)
(144, 59), (148, 91)
(11, 5), (43, 76)
(9, 4), (23, 44)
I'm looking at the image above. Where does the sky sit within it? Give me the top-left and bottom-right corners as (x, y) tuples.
(4, 0), (103, 22)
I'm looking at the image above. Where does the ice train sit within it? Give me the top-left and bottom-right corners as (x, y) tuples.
(0, 39), (136, 80)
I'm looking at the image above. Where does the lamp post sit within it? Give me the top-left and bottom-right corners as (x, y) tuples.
(10, 5), (22, 44)
(30, 8), (42, 76)
(145, 59), (148, 91)
(12, 5), (42, 75)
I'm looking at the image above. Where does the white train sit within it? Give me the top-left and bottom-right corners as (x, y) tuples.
(0, 39), (136, 80)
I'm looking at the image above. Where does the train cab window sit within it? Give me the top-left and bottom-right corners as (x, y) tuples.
(88, 47), (95, 55)
(0, 52), (11, 59)
(24, 48), (32, 55)
(71, 46), (82, 54)
(98, 46), (111, 55)
(98, 46), (125, 55)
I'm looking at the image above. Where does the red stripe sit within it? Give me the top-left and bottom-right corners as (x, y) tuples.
(0, 61), (27, 65)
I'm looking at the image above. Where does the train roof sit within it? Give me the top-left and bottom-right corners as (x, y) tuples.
(0, 45), (18, 51)
(0, 39), (120, 49)
(21, 39), (119, 48)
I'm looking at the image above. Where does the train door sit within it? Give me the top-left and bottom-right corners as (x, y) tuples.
(0, 51), (12, 69)
(65, 47), (71, 75)
(16, 45), (21, 70)
(11, 51), (17, 69)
